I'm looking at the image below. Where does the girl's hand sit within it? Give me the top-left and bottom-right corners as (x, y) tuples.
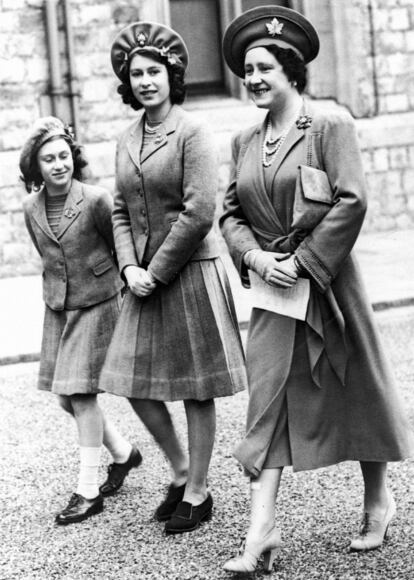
(124, 265), (157, 298)
(245, 250), (298, 288)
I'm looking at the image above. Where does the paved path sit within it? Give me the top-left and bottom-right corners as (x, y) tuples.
(1, 229), (414, 364)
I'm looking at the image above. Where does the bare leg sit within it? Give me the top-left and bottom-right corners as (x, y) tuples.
(223, 468), (283, 572)
(71, 394), (103, 447)
(183, 398), (216, 505)
(129, 398), (188, 484)
(57, 394), (131, 462)
(246, 467), (283, 542)
(349, 461), (395, 550)
(360, 461), (389, 514)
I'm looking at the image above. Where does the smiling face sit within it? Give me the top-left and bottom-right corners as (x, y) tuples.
(129, 53), (171, 118)
(37, 137), (73, 195)
(244, 46), (292, 111)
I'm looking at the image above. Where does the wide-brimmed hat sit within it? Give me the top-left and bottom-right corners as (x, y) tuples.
(111, 21), (189, 81)
(19, 116), (70, 183)
(222, 5), (319, 78)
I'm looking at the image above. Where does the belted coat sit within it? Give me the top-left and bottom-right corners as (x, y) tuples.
(220, 100), (413, 474)
(23, 179), (122, 311)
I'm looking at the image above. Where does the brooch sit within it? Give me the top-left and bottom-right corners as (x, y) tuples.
(266, 18), (284, 36)
(296, 114), (313, 130)
(137, 32), (147, 46)
(64, 208), (76, 219)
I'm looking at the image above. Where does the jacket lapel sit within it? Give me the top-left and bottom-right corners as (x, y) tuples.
(139, 104), (179, 164)
(126, 115), (144, 172)
(30, 189), (56, 241)
(56, 179), (83, 239)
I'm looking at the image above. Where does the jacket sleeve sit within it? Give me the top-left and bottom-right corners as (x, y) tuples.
(219, 131), (261, 287)
(295, 112), (367, 293)
(93, 189), (116, 252)
(112, 142), (140, 273)
(148, 121), (218, 284)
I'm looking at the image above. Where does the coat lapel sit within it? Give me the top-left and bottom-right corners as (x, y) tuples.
(126, 105), (179, 168)
(269, 114), (305, 180)
(126, 115), (144, 172)
(140, 105), (179, 164)
(56, 179), (83, 239)
(241, 120), (285, 234)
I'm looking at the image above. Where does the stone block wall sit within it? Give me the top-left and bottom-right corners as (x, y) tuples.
(373, 0), (414, 114)
(0, 0), (414, 277)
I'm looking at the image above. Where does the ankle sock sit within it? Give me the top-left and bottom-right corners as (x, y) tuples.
(103, 420), (132, 464)
(76, 446), (101, 499)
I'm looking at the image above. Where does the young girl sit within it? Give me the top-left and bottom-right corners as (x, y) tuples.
(20, 117), (142, 525)
(99, 22), (247, 533)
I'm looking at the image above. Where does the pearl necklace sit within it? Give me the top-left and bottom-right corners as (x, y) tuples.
(262, 118), (291, 167)
(144, 119), (163, 134)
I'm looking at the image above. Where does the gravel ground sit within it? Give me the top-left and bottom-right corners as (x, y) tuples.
(1, 309), (414, 580)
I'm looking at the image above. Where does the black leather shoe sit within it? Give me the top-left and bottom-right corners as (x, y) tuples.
(99, 445), (142, 497)
(155, 483), (186, 522)
(55, 493), (104, 525)
(165, 493), (213, 534)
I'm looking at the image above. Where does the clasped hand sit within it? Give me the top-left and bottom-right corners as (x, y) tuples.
(124, 265), (156, 298)
(246, 250), (298, 288)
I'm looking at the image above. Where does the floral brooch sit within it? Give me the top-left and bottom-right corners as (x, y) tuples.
(296, 114), (313, 130)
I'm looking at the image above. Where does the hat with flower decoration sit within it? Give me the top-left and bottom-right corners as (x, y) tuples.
(222, 5), (319, 78)
(111, 21), (189, 81)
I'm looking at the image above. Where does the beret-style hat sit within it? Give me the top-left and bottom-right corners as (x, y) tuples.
(19, 116), (70, 182)
(222, 5), (319, 78)
(111, 21), (189, 81)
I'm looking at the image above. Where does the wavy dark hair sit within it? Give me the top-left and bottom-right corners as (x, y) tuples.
(22, 133), (89, 193)
(265, 45), (308, 94)
(117, 48), (186, 111)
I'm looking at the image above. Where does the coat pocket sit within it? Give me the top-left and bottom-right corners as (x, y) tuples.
(92, 256), (113, 276)
(292, 165), (334, 230)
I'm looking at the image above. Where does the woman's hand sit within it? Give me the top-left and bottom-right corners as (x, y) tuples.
(245, 250), (298, 288)
(124, 265), (157, 298)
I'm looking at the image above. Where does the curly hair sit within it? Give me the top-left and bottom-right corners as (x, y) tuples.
(265, 45), (308, 94)
(22, 133), (89, 193)
(116, 48), (186, 111)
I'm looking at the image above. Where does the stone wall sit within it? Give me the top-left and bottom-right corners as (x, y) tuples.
(0, 0), (414, 277)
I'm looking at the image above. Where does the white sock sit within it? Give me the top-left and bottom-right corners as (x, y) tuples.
(103, 420), (132, 464)
(76, 446), (101, 499)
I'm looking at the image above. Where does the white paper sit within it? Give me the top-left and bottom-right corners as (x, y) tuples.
(249, 271), (310, 321)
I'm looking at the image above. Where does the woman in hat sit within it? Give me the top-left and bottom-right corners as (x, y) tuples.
(220, 5), (413, 573)
(20, 118), (142, 525)
(99, 21), (247, 534)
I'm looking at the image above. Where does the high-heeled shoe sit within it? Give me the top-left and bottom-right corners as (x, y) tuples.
(223, 527), (282, 574)
(350, 492), (396, 551)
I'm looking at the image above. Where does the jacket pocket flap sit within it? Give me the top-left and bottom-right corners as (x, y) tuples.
(93, 257), (113, 276)
(299, 165), (333, 204)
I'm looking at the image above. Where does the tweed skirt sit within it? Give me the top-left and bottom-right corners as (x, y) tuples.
(38, 294), (120, 396)
(99, 258), (247, 401)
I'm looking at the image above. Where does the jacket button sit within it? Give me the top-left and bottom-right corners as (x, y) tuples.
(144, 229), (148, 235)
(141, 209), (146, 216)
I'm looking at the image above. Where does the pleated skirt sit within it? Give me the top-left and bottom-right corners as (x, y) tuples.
(38, 294), (120, 396)
(99, 258), (247, 401)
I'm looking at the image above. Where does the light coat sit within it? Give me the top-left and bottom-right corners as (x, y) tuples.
(23, 179), (122, 310)
(220, 100), (413, 473)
